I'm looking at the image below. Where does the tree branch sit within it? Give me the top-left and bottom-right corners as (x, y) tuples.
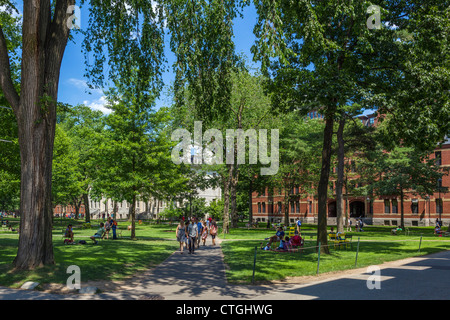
(0, 25), (20, 111)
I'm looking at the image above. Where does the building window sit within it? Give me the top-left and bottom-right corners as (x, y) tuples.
(296, 201), (300, 213)
(257, 202), (261, 213)
(384, 200), (390, 213)
(309, 201), (312, 214)
(262, 202), (266, 214)
(290, 201), (295, 213)
(435, 151), (442, 166)
(278, 202), (282, 214)
(392, 200), (398, 214)
(411, 199), (419, 214)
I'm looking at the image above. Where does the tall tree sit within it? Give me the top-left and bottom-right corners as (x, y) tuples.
(252, 0), (449, 252)
(0, 0), (166, 268)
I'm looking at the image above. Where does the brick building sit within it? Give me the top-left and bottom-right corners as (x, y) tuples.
(252, 113), (449, 227)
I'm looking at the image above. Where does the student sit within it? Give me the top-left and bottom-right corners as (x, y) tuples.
(187, 218), (198, 254)
(296, 218), (302, 233)
(111, 218), (118, 239)
(90, 223), (105, 245)
(266, 227), (285, 246)
(196, 219), (203, 249)
(65, 224), (74, 242)
(201, 224), (208, 246)
(184, 220), (190, 249)
(209, 221), (218, 246)
(275, 236), (289, 251)
(104, 217), (113, 239)
(176, 220), (186, 253)
(260, 242), (271, 251)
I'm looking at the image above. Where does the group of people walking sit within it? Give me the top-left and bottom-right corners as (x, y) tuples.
(175, 217), (218, 254)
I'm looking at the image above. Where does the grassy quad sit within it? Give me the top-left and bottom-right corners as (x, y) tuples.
(219, 223), (450, 284)
(0, 218), (449, 288)
(0, 218), (179, 289)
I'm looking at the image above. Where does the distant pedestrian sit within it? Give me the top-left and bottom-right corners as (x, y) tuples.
(111, 218), (118, 239)
(176, 220), (186, 254)
(187, 218), (198, 254)
(296, 218), (302, 234)
(209, 221), (218, 246)
(347, 218), (352, 232)
(196, 219), (204, 248)
(184, 220), (190, 249)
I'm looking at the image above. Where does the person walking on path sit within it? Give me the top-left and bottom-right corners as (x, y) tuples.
(187, 218), (199, 254)
(184, 220), (190, 250)
(176, 220), (186, 254)
(196, 219), (204, 249)
(209, 220), (218, 246)
(295, 218), (302, 234)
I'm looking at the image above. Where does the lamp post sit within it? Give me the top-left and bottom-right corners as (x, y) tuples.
(438, 178), (442, 224)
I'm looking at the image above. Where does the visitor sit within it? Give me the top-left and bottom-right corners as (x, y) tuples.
(347, 218), (352, 232)
(201, 223), (208, 246)
(359, 219), (364, 232)
(196, 219), (203, 249)
(90, 223), (105, 245)
(434, 225), (442, 235)
(111, 218), (118, 239)
(176, 220), (186, 254)
(266, 226), (285, 246)
(184, 220), (190, 249)
(296, 218), (302, 234)
(260, 242), (271, 251)
(65, 224), (74, 242)
(209, 220), (218, 246)
(187, 217), (198, 254)
(104, 217), (113, 239)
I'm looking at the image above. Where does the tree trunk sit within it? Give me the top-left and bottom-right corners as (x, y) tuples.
(83, 193), (91, 223)
(336, 117), (346, 233)
(222, 164), (233, 234)
(2, 0), (73, 269)
(400, 188), (405, 229)
(230, 165), (240, 228)
(248, 179), (253, 223)
(131, 194), (136, 240)
(317, 114), (335, 253)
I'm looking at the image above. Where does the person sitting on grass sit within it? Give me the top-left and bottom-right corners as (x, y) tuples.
(275, 236), (290, 251)
(90, 223), (105, 245)
(434, 226), (442, 235)
(265, 226), (285, 246)
(260, 242), (271, 251)
(289, 234), (302, 248)
(64, 224), (74, 242)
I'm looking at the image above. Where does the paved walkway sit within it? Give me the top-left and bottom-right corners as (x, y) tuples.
(0, 235), (449, 300)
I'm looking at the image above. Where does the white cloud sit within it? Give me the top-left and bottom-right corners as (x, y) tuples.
(67, 78), (104, 95)
(83, 96), (112, 114)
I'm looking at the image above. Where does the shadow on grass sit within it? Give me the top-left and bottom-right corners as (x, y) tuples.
(221, 239), (450, 284)
(0, 236), (178, 288)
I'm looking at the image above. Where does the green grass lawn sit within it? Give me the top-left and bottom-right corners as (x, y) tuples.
(0, 218), (178, 289)
(220, 224), (450, 284)
(0, 218), (449, 288)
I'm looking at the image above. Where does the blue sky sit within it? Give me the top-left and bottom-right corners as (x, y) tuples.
(57, 4), (260, 114)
